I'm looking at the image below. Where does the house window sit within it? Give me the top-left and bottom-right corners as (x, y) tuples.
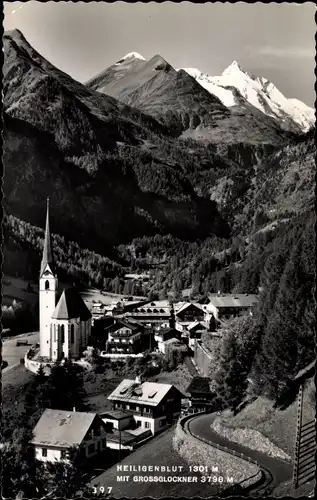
(61, 325), (65, 344)
(159, 418), (167, 427)
(145, 422), (151, 429)
(136, 406), (140, 412)
(126, 404), (130, 410)
(144, 407), (150, 413)
(135, 420), (141, 427)
(94, 426), (101, 436)
(71, 324), (74, 344)
(45, 280), (50, 290)
(88, 444), (95, 455)
(42, 448), (47, 457)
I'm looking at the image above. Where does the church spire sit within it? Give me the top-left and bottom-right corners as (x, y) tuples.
(40, 197), (55, 276)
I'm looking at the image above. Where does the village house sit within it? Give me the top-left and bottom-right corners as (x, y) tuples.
(187, 321), (209, 349)
(105, 319), (152, 354)
(107, 377), (184, 435)
(175, 302), (207, 329)
(31, 409), (108, 463)
(186, 376), (214, 411)
(161, 337), (186, 357)
(99, 410), (151, 451)
(125, 300), (172, 328)
(206, 292), (258, 322)
(154, 326), (181, 353)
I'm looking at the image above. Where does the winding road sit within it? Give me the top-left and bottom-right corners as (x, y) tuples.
(2, 331), (39, 370)
(186, 413), (293, 496)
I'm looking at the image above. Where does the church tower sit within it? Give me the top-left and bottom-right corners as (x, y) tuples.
(39, 198), (58, 358)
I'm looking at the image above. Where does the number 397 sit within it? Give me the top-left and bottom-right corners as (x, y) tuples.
(92, 486), (113, 495)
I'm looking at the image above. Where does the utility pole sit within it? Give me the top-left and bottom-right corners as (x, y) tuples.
(118, 427), (121, 464)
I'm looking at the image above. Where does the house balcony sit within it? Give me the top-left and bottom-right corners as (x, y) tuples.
(113, 405), (154, 418)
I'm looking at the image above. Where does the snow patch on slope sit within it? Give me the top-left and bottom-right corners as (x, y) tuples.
(179, 67), (237, 107)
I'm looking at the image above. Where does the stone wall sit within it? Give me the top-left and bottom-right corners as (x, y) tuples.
(212, 418), (292, 461)
(24, 351), (52, 375)
(173, 417), (261, 490)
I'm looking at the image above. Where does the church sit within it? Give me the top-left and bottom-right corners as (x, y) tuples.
(39, 199), (92, 361)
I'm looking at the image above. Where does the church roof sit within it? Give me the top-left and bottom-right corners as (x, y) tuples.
(40, 198), (55, 276)
(52, 288), (91, 321)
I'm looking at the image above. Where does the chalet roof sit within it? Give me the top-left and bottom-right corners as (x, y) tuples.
(106, 429), (138, 445)
(163, 338), (181, 345)
(31, 409), (99, 448)
(126, 427), (152, 439)
(112, 319), (143, 331)
(186, 377), (212, 395)
(155, 327), (176, 336)
(188, 321), (208, 331)
(100, 410), (133, 421)
(40, 198), (55, 277)
(108, 379), (183, 406)
(207, 294), (258, 309)
(52, 288), (91, 321)
(176, 302), (205, 316)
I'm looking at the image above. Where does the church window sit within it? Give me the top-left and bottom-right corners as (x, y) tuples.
(61, 325), (65, 344)
(71, 325), (74, 344)
(45, 280), (50, 290)
(53, 325), (56, 342)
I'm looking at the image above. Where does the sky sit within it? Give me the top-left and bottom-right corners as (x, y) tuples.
(3, 1), (316, 106)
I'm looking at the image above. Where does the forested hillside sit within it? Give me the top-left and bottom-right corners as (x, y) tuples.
(211, 209), (315, 409)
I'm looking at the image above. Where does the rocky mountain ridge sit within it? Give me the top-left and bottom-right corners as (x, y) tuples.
(3, 29), (232, 251)
(3, 30), (314, 261)
(86, 52), (296, 145)
(180, 62), (314, 133)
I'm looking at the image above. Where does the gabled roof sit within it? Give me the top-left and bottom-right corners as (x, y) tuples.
(163, 337), (181, 345)
(100, 410), (133, 421)
(208, 294), (258, 309)
(155, 327), (176, 336)
(108, 379), (183, 406)
(52, 288), (91, 321)
(188, 321), (207, 331)
(176, 302), (205, 316)
(31, 409), (100, 448)
(106, 429), (140, 445)
(112, 319), (142, 332)
(40, 198), (55, 277)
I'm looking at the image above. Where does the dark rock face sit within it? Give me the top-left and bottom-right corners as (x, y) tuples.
(3, 30), (230, 250)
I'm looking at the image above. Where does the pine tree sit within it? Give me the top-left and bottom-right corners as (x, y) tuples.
(214, 331), (248, 411)
(255, 230), (310, 403)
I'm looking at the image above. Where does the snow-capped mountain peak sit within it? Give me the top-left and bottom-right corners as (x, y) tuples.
(179, 61), (314, 132)
(222, 60), (246, 76)
(118, 52), (145, 62)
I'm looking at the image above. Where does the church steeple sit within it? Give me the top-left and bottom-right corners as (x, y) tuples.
(40, 197), (55, 276)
